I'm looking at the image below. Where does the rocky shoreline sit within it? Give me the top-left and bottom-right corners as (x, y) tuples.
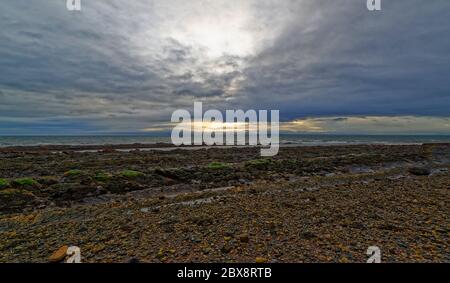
(0, 144), (448, 262)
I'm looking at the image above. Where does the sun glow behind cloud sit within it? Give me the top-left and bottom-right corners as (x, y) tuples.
(170, 16), (255, 59)
(144, 121), (260, 133)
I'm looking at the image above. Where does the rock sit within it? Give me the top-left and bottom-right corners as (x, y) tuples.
(100, 148), (117, 153)
(190, 214), (213, 226)
(0, 189), (38, 214)
(238, 179), (251, 185)
(140, 206), (160, 213)
(0, 183), (9, 190)
(238, 234), (249, 243)
(300, 231), (317, 240)
(95, 186), (107, 194)
(191, 236), (201, 243)
(255, 257), (268, 263)
(37, 176), (59, 186)
(162, 177), (175, 185)
(157, 248), (165, 258)
(387, 175), (405, 181)
(49, 245), (68, 263)
(128, 257), (140, 263)
(220, 244), (233, 254)
(224, 229), (235, 237)
(408, 166), (431, 176)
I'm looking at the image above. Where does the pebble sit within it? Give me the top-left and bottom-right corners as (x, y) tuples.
(221, 244), (232, 254)
(255, 257), (268, 263)
(128, 257), (140, 263)
(239, 234), (249, 243)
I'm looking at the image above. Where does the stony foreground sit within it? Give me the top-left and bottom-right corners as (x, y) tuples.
(0, 144), (449, 262)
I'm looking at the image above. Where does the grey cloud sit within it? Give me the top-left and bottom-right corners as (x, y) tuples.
(236, 0), (450, 118)
(0, 0), (449, 134)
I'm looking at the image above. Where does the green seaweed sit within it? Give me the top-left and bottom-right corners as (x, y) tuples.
(207, 162), (230, 170)
(94, 172), (111, 182)
(12, 177), (39, 187)
(64, 169), (84, 176)
(121, 170), (144, 178)
(245, 158), (272, 167)
(0, 178), (10, 189)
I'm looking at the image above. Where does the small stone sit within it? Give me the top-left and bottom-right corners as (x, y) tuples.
(49, 245), (68, 263)
(255, 257), (268, 263)
(300, 231), (317, 239)
(239, 234), (249, 243)
(224, 229), (234, 237)
(221, 244), (232, 254)
(128, 257), (140, 263)
(191, 236), (201, 243)
(408, 166), (431, 176)
(238, 179), (251, 185)
(157, 248), (164, 258)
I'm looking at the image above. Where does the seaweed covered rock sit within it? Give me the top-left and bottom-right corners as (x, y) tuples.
(0, 178), (10, 190)
(0, 189), (37, 214)
(37, 176), (59, 186)
(11, 178), (41, 189)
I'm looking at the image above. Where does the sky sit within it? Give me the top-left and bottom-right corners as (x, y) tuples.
(0, 0), (449, 135)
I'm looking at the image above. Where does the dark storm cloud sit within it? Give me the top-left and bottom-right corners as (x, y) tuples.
(0, 0), (449, 134)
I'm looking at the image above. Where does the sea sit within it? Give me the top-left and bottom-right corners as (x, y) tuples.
(0, 134), (449, 147)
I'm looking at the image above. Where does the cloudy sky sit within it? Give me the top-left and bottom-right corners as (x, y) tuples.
(0, 0), (449, 135)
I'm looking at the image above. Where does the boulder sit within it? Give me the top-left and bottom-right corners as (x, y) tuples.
(408, 166), (431, 176)
(49, 245), (68, 263)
